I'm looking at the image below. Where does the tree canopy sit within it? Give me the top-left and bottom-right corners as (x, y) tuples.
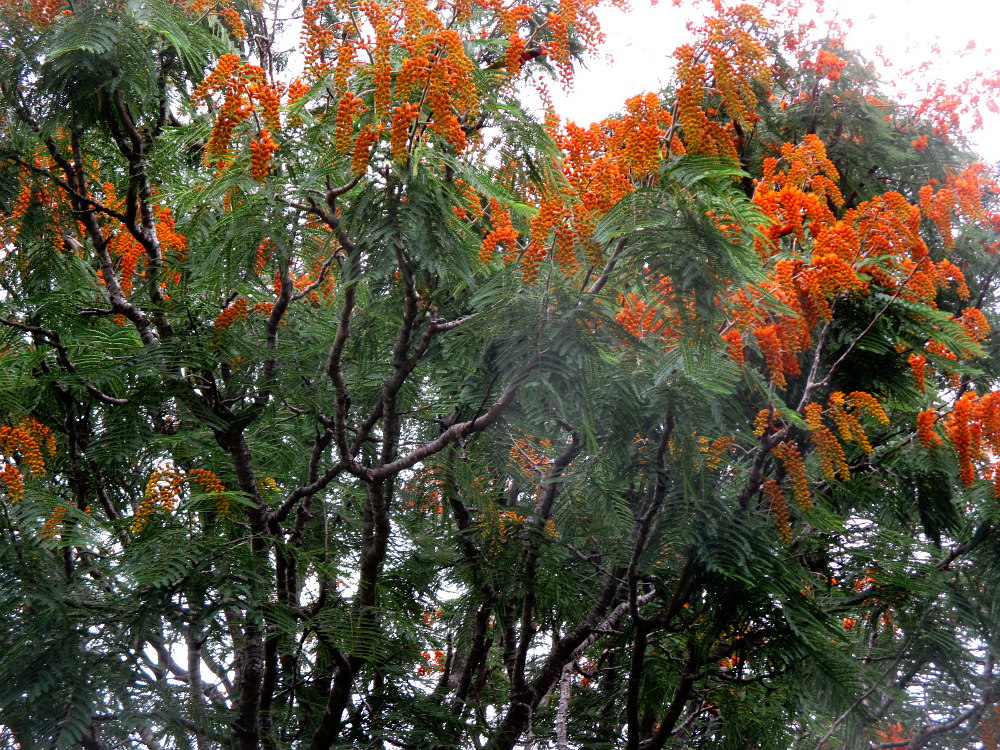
(3, 0), (1000, 748)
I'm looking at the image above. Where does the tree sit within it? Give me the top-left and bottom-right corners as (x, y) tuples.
(2, 0), (1000, 748)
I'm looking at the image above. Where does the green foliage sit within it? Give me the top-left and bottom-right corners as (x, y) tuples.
(2, 0), (1000, 749)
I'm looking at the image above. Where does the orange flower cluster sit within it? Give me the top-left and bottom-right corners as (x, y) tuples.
(402, 30), (479, 153)
(847, 391), (891, 424)
(916, 410), (941, 449)
(805, 402), (850, 481)
(509, 436), (553, 479)
(477, 501), (531, 556)
(825, 391), (889, 455)
(214, 298), (249, 329)
(1, 168), (72, 270)
(401, 467), (444, 514)
(908, 353), (927, 392)
(0, 419), (55, 498)
(919, 182), (956, 249)
(762, 479), (792, 542)
(361, 0), (393, 117)
(217, 2), (246, 41)
(813, 48), (847, 81)
(0, 465), (25, 503)
(873, 724), (910, 744)
(957, 307), (991, 344)
(188, 468), (229, 516)
(133, 466), (185, 534)
(255, 238), (274, 276)
(250, 130), (279, 182)
(950, 162), (992, 220)
(16, 0), (67, 27)
(176, 1), (245, 41)
(512, 94), (680, 283)
(939, 391), (1000, 490)
(390, 103), (420, 162)
(755, 136), (843, 242)
(40, 505), (67, 540)
(351, 124), (382, 176)
(497, 508), (526, 535)
(711, 136), (940, 391)
(100, 185), (187, 295)
(301, 0), (336, 82)
(480, 199), (519, 263)
(773, 441), (811, 511)
(193, 56), (282, 169)
(699, 435), (734, 471)
(285, 78), (310, 127)
(504, 33), (527, 77)
(334, 92), (365, 155)
(754, 324), (797, 387)
(753, 408), (773, 438)
(616, 291), (680, 344)
(721, 328), (745, 364)
(675, 48), (736, 160)
(133, 465), (229, 532)
(537, 0), (616, 84)
(154, 205), (188, 264)
(845, 192), (951, 305)
(416, 649), (447, 676)
(0, 180), (32, 248)
(521, 197), (562, 284)
(672, 5), (771, 156)
(107, 231), (146, 298)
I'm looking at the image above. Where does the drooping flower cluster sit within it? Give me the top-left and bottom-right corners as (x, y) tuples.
(940, 391), (1000, 491)
(805, 402), (851, 481)
(773, 441), (811, 511)
(917, 410), (941, 449)
(175, 0), (246, 41)
(133, 465), (185, 534)
(699, 435), (735, 471)
(250, 130), (279, 182)
(40, 505), (67, 539)
(133, 464), (229, 533)
(193, 55), (283, 170)
(509, 435), (554, 481)
(673, 4), (772, 156)
(188, 468), (229, 516)
(0, 419), (56, 503)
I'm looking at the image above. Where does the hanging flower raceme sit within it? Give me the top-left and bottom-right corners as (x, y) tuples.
(250, 130), (278, 182)
(480, 199), (519, 264)
(133, 465), (229, 533)
(301, 0), (336, 82)
(773, 441), (811, 510)
(805, 402), (850, 481)
(188, 469), (230, 516)
(193, 55), (283, 170)
(0, 418), (56, 502)
(944, 391), (981, 486)
(917, 410), (942, 449)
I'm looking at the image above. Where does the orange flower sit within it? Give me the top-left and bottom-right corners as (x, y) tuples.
(250, 130), (278, 182)
(917, 410), (942, 449)
(774, 441), (811, 510)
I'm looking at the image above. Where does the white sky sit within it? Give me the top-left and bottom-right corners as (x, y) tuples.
(548, 0), (1000, 161)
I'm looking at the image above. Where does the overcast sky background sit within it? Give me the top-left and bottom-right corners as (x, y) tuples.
(547, 0), (1000, 161)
